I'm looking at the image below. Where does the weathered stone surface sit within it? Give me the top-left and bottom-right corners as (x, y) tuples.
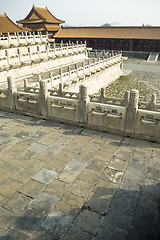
(128, 207), (159, 240)
(3, 227), (30, 240)
(101, 167), (124, 184)
(108, 157), (129, 171)
(19, 179), (46, 198)
(27, 143), (48, 154)
(63, 225), (93, 240)
(31, 229), (60, 240)
(41, 208), (75, 235)
(2, 192), (31, 215)
(0, 180), (22, 198)
(10, 168), (34, 184)
(87, 158), (107, 172)
(53, 150), (75, 162)
(13, 208), (44, 235)
(44, 180), (70, 198)
(94, 150), (114, 162)
(74, 210), (101, 235)
(0, 111), (159, 240)
(0, 168), (12, 184)
(95, 225), (128, 240)
(110, 189), (139, 216)
(68, 179), (94, 198)
(0, 208), (14, 235)
(83, 191), (111, 214)
(78, 168), (101, 183)
(101, 208), (133, 232)
(32, 168), (57, 185)
(29, 192), (59, 216)
(57, 192), (85, 215)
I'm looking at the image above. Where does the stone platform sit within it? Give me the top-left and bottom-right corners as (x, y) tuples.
(0, 111), (160, 240)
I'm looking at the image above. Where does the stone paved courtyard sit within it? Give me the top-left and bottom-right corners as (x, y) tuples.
(0, 110), (160, 240)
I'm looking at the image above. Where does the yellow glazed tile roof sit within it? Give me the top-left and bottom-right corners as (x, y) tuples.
(54, 26), (160, 40)
(17, 5), (65, 24)
(0, 14), (27, 33)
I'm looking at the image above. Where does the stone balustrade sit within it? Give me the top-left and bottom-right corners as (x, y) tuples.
(24, 53), (122, 93)
(89, 88), (160, 112)
(0, 40), (86, 75)
(0, 76), (160, 143)
(88, 49), (122, 58)
(0, 43), (86, 72)
(0, 32), (48, 48)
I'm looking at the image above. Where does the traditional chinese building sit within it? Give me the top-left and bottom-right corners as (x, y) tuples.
(0, 13), (27, 35)
(16, 5), (65, 37)
(54, 26), (160, 52)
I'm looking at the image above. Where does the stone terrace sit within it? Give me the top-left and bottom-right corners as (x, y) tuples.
(0, 110), (160, 240)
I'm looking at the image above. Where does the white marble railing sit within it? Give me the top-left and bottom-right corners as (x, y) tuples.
(0, 32), (48, 48)
(89, 89), (160, 112)
(25, 53), (122, 92)
(0, 42), (86, 70)
(0, 78), (160, 142)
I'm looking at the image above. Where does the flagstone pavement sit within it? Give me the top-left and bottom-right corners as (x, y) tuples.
(0, 110), (160, 240)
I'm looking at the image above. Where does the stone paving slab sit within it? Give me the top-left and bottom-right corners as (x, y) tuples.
(0, 110), (160, 240)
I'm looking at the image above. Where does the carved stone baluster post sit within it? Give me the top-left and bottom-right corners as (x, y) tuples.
(17, 32), (20, 45)
(100, 88), (105, 103)
(37, 46), (41, 60)
(7, 32), (10, 45)
(98, 57), (101, 70)
(18, 48), (21, 62)
(111, 50), (114, 57)
(60, 41), (63, 56)
(59, 68), (63, 85)
(84, 41), (87, 48)
(38, 74), (41, 82)
(39, 80), (48, 117)
(6, 49), (10, 65)
(46, 44), (49, 59)
(54, 41), (56, 56)
(149, 94), (156, 111)
(66, 43), (69, 55)
(68, 66), (71, 80)
(75, 63), (78, 78)
(82, 61), (85, 76)
(72, 42), (74, 55)
(7, 76), (16, 110)
(102, 56), (105, 68)
(125, 89), (139, 133)
(123, 91), (130, 107)
(33, 31), (35, 42)
(76, 40), (79, 53)
(81, 41), (83, 52)
(78, 85), (88, 123)
(49, 71), (53, 86)
(58, 83), (63, 97)
(25, 31), (28, 44)
(95, 50), (97, 58)
(93, 58), (96, 71)
(40, 31), (42, 42)
(24, 79), (28, 92)
(46, 31), (48, 39)
(28, 46), (32, 60)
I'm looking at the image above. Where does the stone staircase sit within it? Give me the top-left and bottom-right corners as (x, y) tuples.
(147, 52), (159, 62)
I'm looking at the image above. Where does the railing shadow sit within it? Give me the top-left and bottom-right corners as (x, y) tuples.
(0, 182), (160, 240)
